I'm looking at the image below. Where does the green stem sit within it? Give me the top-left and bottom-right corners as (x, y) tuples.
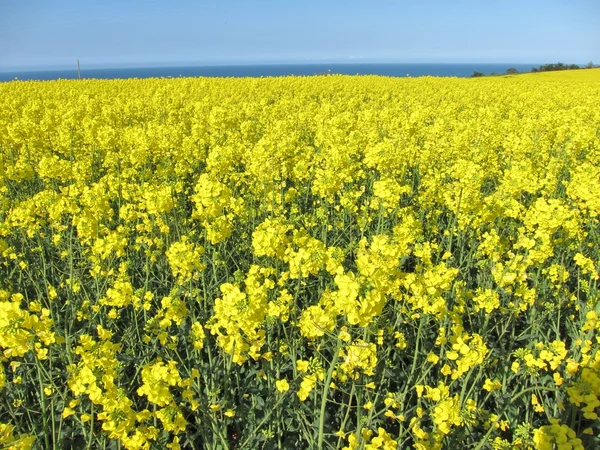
(317, 338), (341, 450)
(36, 362), (50, 449)
(335, 382), (356, 449)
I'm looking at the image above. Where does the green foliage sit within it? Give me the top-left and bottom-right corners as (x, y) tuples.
(531, 62), (581, 72)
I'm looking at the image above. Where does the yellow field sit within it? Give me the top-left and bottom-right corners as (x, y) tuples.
(0, 69), (599, 449)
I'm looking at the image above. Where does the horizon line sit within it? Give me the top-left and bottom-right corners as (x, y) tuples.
(0, 60), (565, 74)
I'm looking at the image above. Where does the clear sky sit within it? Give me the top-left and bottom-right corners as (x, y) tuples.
(1, 0), (599, 70)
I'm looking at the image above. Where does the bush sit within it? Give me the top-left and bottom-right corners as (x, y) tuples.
(532, 62), (581, 72)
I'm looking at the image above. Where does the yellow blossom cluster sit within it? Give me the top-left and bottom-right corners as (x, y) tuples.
(533, 420), (584, 450)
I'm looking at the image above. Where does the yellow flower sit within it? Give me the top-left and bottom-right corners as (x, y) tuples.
(339, 326), (352, 342)
(415, 385), (424, 397)
(339, 340), (378, 377)
(62, 407), (75, 419)
(165, 237), (206, 282)
(297, 374), (317, 401)
(441, 364), (452, 376)
(190, 322), (205, 350)
(275, 379), (290, 393)
(394, 331), (407, 350)
(483, 378), (502, 392)
(531, 394), (545, 413)
(166, 436), (181, 450)
(137, 359), (183, 406)
(427, 352), (439, 365)
(533, 422), (584, 450)
(553, 372), (564, 386)
(296, 360), (309, 372)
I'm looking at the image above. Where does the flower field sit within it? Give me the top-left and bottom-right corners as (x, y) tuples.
(0, 69), (599, 449)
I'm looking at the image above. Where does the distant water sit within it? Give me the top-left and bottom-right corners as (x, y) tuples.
(0, 63), (537, 82)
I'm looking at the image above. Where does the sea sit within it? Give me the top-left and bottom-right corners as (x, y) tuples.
(0, 63), (537, 82)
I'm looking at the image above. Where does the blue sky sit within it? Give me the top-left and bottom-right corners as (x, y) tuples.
(1, 0), (599, 70)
